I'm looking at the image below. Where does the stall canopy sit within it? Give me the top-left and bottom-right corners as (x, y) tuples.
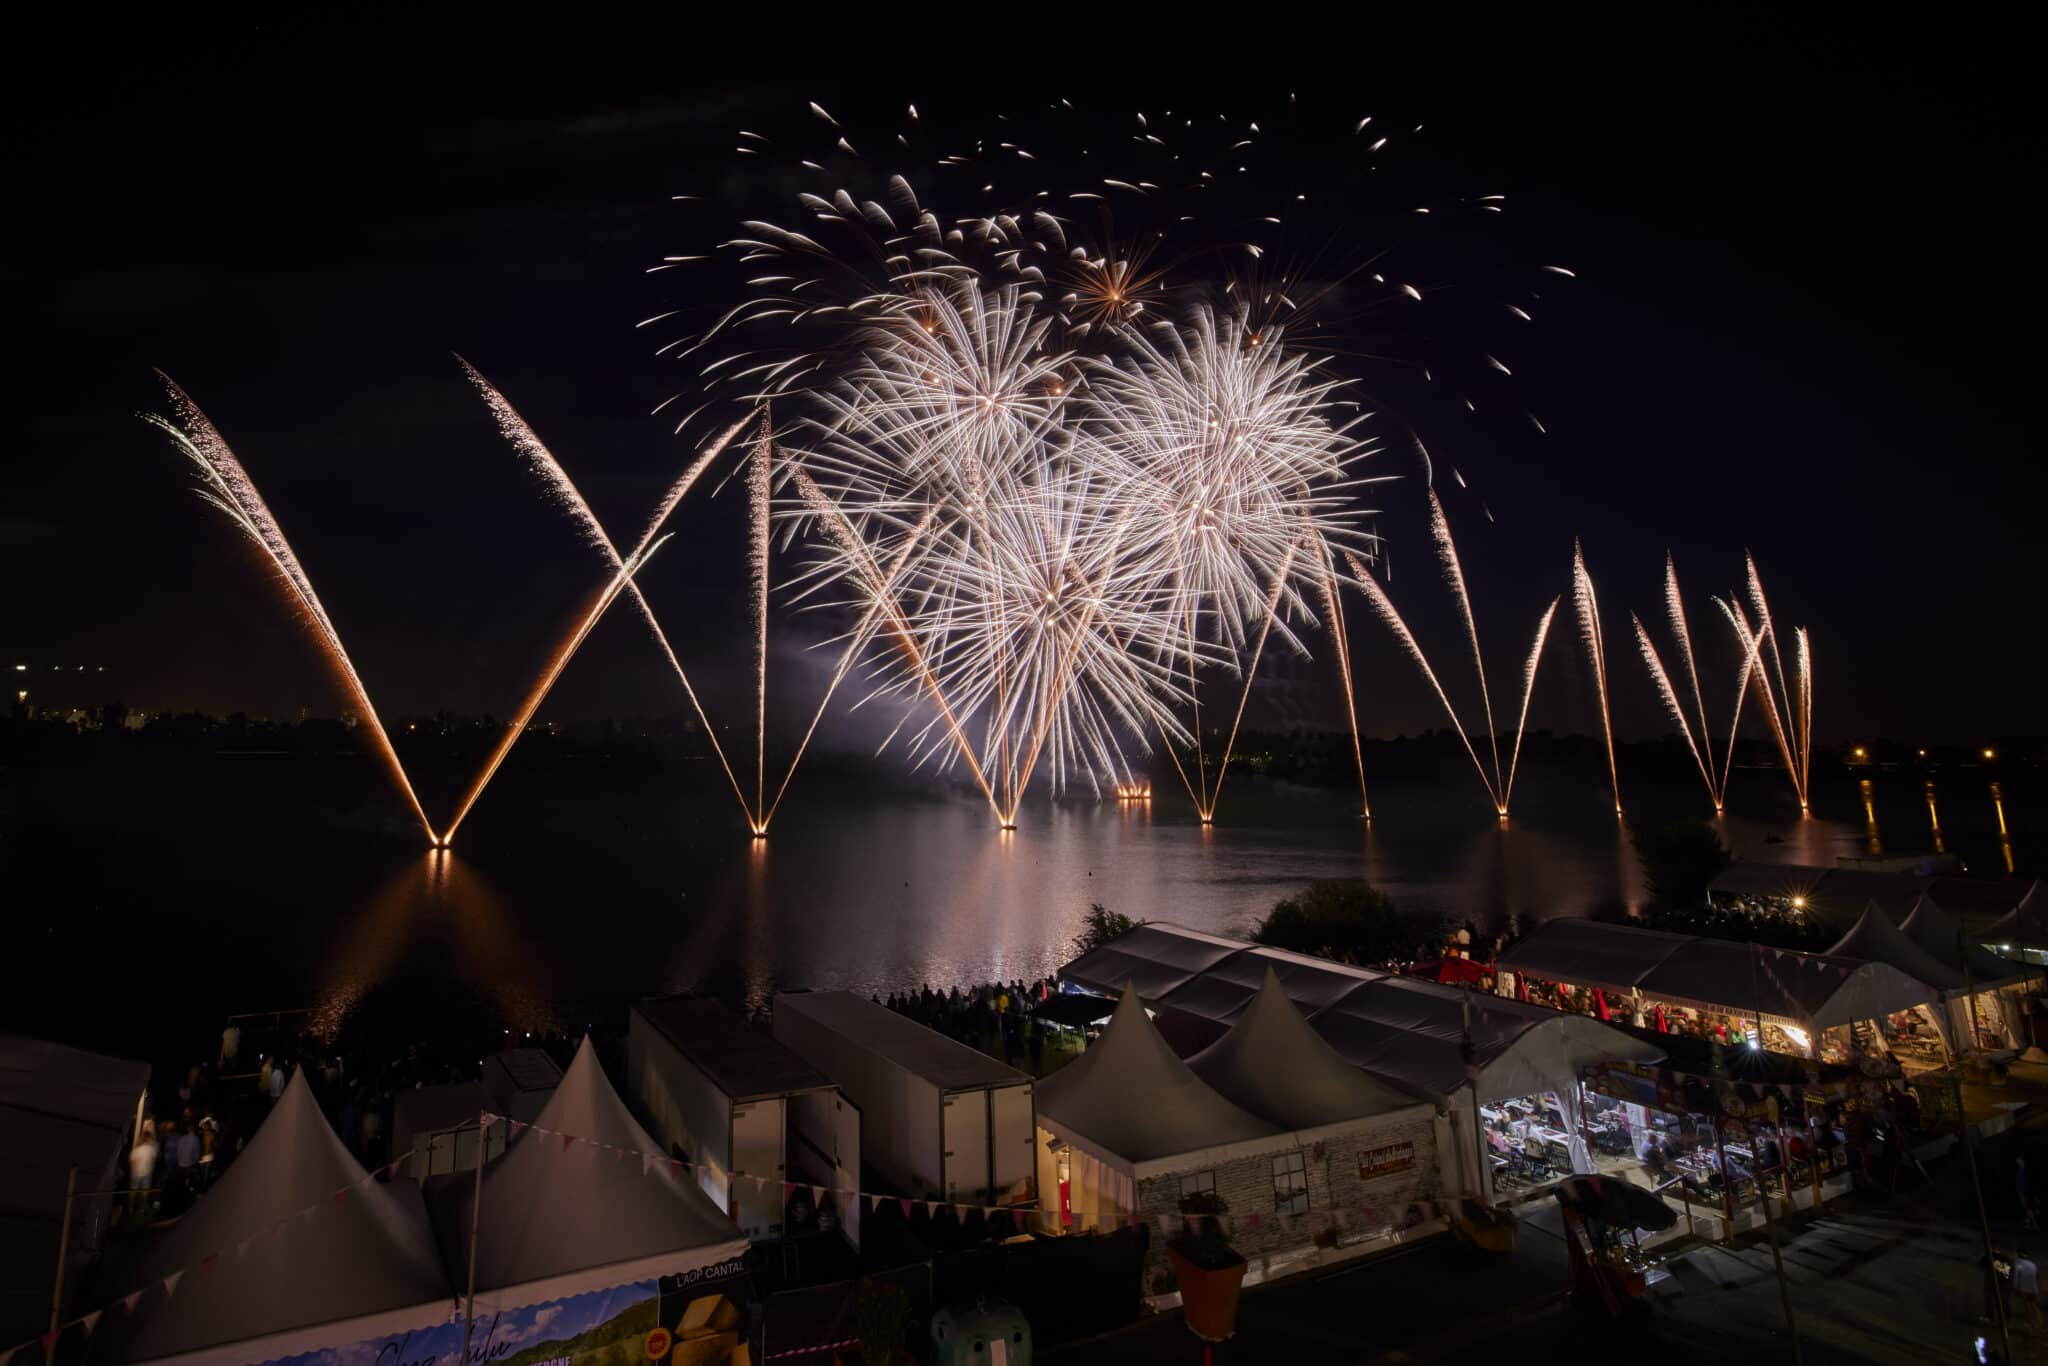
(1059, 923), (1244, 1003)
(1035, 988), (1279, 1179)
(433, 1037), (747, 1310)
(1058, 924), (1661, 1105)
(1187, 969), (1427, 1129)
(1500, 919), (1937, 1029)
(1826, 902), (1967, 993)
(1984, 882), (2048, 957)
(0, 1035), (149, 1348)
(1902, 897), (2028, 983)
(108, 1070), (452, 1365)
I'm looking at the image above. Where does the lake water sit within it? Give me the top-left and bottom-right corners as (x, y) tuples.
(6, 744), (2035, 1067)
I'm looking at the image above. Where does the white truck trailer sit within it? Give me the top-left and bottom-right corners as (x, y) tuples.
(772, 990), (1036, 1209)
(629, 995), (858, 1245)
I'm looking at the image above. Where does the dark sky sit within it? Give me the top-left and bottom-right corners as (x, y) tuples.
(4, 10), (2038, 746)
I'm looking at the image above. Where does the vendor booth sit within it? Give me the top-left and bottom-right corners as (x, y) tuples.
(1828, 901), (2029, 1058)
(432, 1037), (750, 1313)
(1901, 897), (2035, 1050)
(1035, 987), (1444, 1293)
(1498, 918), (1937, 1064)
(97, 1070), (454, 1365)
(1056, 925), (1661, 1210)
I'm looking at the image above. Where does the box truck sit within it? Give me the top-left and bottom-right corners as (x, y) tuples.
(629, 995), (858, 1244)
(773, 991), (1036, 1208)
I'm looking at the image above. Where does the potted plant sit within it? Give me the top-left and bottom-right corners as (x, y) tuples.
(1167, 1189), (1248, 1341)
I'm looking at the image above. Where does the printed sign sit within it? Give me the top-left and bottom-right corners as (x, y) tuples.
(1357, 1141), (1415, 1182)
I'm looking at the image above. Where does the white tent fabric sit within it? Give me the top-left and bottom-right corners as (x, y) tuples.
(1901, 897), (2029, 985)
(1, 1034), (149, 1347)
(434, 1037), (747, 1311)
(110, 1070), (452, 1366)
(1827, 901), (1968, 993)
(1188, 969), (1428, 1129)
(1983, 882), (2048, 959)
(1501, 919), (1937, 1029)
(1060, 923), (1244, 1003)
(1060, 923), (1662, 1110)
(1034, 989), (1281, 1181)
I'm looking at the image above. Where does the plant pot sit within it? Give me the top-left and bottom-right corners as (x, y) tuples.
(1168, 1244), (1248, 1341)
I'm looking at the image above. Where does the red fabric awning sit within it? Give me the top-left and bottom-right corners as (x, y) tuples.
(1405, 957), (1491, 986)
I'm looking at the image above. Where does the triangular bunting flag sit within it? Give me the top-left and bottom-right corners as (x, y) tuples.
(388, 1155), (409, 1178)
(900, 1199), (914, 1219)
(80, 1311), (102, 1338)
(783, 1182), (796, 1201)
(122, 1291), (143, 1314)
(479, 1111), (496, 1127)
(39, 1332), (57, 1356)
(613, 1146), (625, 1162)
(508, 1120), (525, 1137)
(641, 1153), (654, 1176)
(925, 1200), (941, 1219)
(810, 1184), (825, 1204)
(236, 1234), (257, 1256)
(163, 1270), (185, 1298)
(200, 1252), (220, 1274)
(669, 1159), (683, 1178)
(562, 1132), (576, 1152)
(331, 1188), (348, 1208)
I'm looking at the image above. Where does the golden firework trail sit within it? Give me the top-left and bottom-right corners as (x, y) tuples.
(748, 412), (773, 829)
(459, 360), (763, 830)
(147, 375), (439, 846)
(1344, 549), (1502, 809)
(1341, 493), (1554, 815)
(1632, 553), (1735, 813)
(1503, 598), (1560, 809)
(1429, 489), (1503, 796)
(1714, 563), (1812, 812)
(1571, 541), (1622, 815)
(439, 534), (674, 846)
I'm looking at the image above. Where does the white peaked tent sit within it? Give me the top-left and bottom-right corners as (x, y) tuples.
(109, 1070), (452, 1366)
(1903, 896), (2028, 983)
(1827, 902), (1967, 993)
(1984, 882), (2048, 960)
(1188, 969), (1427, 1130)
(1034, 988), (1280, 1214)
(435, 1037), (747, 1310)
(1894, 897), (2033, 1050)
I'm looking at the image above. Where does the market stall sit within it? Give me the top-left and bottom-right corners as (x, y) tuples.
(432, 1036), (751, 1312)
(1499, 918), (1937, 1065)
(96, 1070), (453, 1365)
(1828, 901), (2029, 1058)
(1901, 897), (2035, 1050)
(1057, 924), (1663, 1208)
(1037, 985), (1446, 1292)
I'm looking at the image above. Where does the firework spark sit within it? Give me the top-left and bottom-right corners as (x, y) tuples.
(1571, 541), (1622, 815)
(1714, 561), (1812, 811)
(1341, 493), (1553, 815)
(439, 533), (675, 846)
(461, 360), (763, 827)
(147, 375), (438, 845)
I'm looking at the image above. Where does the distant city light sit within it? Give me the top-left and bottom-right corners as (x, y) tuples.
(1852, 746), (1866, 759)
(1983, 748), (1997, 761)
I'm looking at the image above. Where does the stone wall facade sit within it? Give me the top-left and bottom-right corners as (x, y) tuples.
(1133, 1109), (1443, 1292)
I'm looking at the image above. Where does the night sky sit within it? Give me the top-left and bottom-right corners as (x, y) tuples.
(5, 12), (2038, 746)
